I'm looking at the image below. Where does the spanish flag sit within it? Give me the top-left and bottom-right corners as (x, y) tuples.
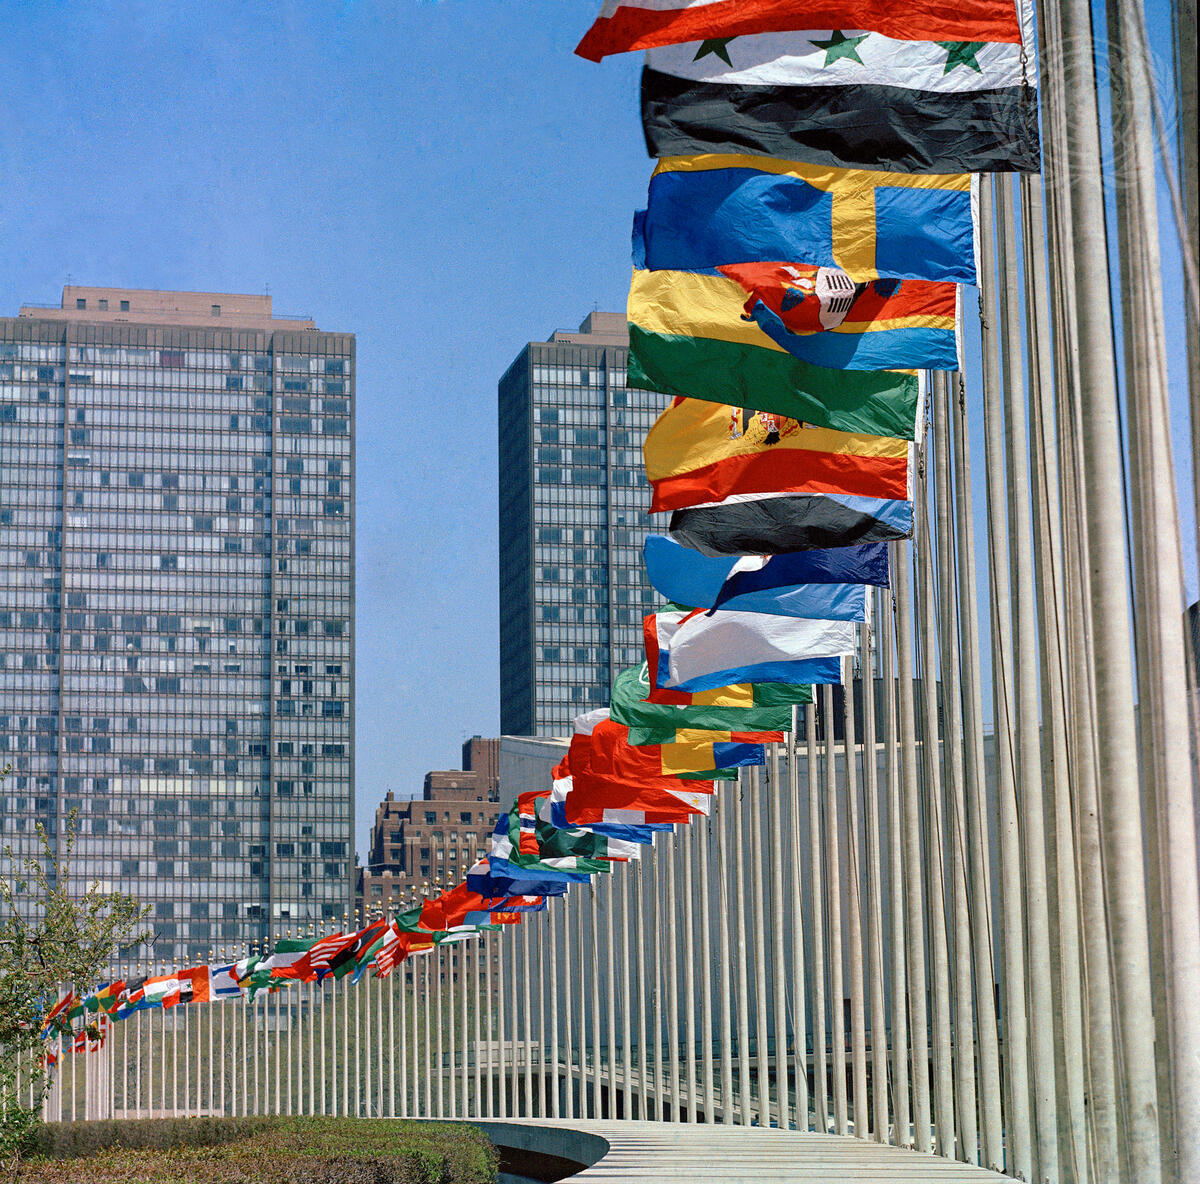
(641, 154), (975, 284)
(643, 397), (911, 513)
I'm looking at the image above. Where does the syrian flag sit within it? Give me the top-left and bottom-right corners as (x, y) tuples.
(641, 15), (1038, 174)
(576, 0), (1024, 61)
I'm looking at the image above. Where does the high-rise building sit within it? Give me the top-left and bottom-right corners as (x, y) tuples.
(0, 286), (354, 966)
(498, 312), (660, 736)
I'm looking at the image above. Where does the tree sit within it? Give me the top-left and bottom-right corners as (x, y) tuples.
(0, 802), (149, 1178)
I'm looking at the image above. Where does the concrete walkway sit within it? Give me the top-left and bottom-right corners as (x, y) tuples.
(481, 1118), (1016, 1183)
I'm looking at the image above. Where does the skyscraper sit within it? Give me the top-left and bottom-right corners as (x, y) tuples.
(498, 312), (659, 736)
(0, 287), (354, 966)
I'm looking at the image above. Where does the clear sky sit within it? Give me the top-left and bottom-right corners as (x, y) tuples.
(2, 1), (1193, 863)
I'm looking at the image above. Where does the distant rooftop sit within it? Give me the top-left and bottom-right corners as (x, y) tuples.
(548, 310), (627, 346)
(18, 286), (318, 331)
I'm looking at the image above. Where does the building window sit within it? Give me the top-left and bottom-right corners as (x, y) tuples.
(98, 299), (108, 310)
(76, 298), (86, 310)
(119, 299), (130, 311)
(211, 304), (221, 316)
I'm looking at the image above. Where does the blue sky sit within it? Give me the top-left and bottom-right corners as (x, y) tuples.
(2, 2), (1193, 861)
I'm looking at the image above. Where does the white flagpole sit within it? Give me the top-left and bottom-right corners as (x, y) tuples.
(749, 765), (772, 1127)
(473, 941), (482, 1118)
(549, 900), (561, 1117)
(634, 844), (649, 1121)
(618, 864), (633, 1120)
(497, 930), (508, 1118)
(789, 711), (810, 1132)
(603, 874), (619, 1121)
(768, 743), (791, 1130)
(822, 683), (847, 1135)
(484, 936), (494, 1119)
(681, 824), (698, 1123)
(523, 905), (535, 1116)
(588, 886), (602, 1118)
(698, 807), (716, 1125)
(733, 772), (753, 1126)
(388, 955), (396, 1119)
(448, 941), (458, 1119)
(716, 791), (735, 1124)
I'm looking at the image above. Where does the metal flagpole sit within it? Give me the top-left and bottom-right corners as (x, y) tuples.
(448, 944), (458, 1119)
(715, 793), (735, 1124)
(749, 766), (773, 1127)
(634, 842), (649, 1121)
(822, 683), (848, 1136)
(603, 876), (618, 1121)
(473, 944), (482, 1118)
(681, 820), (698, 1123)
(732, 773), (753, 1126)
(548, 897), (561, 1117)
(379, 956), (388, 1119)
(649, 841), (664, 1120)
(1039, 1), (1165, 1178)
(618, 864), (633, 1121)
(698, 813), (716, 1125)
(497, 930), (508, 1118)
(522, 907), (535, 1116)
(560, 899), (574, 1120)
(665, 831), (682, 1122)
(880, 596), (909, 1148)
(949, 377), (1003, 1171)
(858, 627), (889, 1143)
(484, 939), (494, 1119)
(436, 945), (446, 1118)
(387, 959), (396, 1118)
(807, 704), (828, 1135)
(536, 913), (547, 1117)
(914, 465), (956, 1159)
(767, 744), (791, 1130)
(423, 949), (434, 1118)
(589, 883), (603, 1117)
(892, 540), (931, 1152)
(976, 179), (1032, 1182)
(995, 179), (1063, 1183)
(787, 713), (810, 1131)
(841, 665), (870, 1137)
(931, 370), (981, 1165)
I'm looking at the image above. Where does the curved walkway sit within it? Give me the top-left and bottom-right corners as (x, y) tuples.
(480, 1118), (1016, 1183)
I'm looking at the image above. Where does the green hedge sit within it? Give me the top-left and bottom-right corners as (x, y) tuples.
(24, 1116), (498, 1184)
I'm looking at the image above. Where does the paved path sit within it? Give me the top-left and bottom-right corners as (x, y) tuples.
(482, 1118), (1016, 1183)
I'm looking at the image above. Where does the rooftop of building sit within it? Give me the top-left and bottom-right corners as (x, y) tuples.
(547, 310), (627, 346)
(17, 286), (320, 332)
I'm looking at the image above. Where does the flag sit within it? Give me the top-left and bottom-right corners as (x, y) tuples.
(640, 20), (1038, 174)
(610, 664), (802, 738)
(644, 398), (911, 514)
(42, 990), (77, 1035)
(554, 768), (713, 826)
(669, 489), (913, 555)
(542, 777), (667, 842)
(646, 605), (850, 691)
(637, 728), (775, 773)
(490, 804), (613, 874)
(209, 962), (243, 999)
(319, 918), (390, 980)
(721, 262), (959, 371)
(627, 260), (924, 431)
(83, 981), (126, 1015)
(644, 534), (887, 619)
(260, 936), (319, 982)
(570, 710), (731, 784)
(575, 1), (1024, 61)
(641, 155), (975, 284)
(465, 856), (576, 898)
(308, 931), (348, 973)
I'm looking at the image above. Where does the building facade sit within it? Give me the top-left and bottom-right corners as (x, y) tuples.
(498, 312), (660, 737)
(356, 736), (500, 912)
(0, 286), (354, 967)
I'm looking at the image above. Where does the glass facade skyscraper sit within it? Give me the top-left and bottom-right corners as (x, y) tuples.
(498, 312), (660, 737)
(0, 287), (354, 966)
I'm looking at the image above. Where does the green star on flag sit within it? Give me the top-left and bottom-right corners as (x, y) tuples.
(939, 42), (985, 74)
(811, 30), (869, 67)
(694, 38), (735, 66)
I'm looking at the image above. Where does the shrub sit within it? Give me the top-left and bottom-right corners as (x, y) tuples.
(23, 1116), (498, 1184)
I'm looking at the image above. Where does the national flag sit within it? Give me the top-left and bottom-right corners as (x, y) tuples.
(626, 260), (924, 431)
(42, 990), (77, 1035)
(83, 980), (126, 1015)
(641, 155), (975, 284)
(644, 534), (887, 619)
(569, 710), (727, 784)
(209, 962), (243, 999)
(669, 489), (913, 555)
(322, 918), (390, 980)
(644, 398), (911, 514)
(417, 883), (518, 932)
(142, 973), (186, 1009)
(308, 931), (349, 972)
(260, 936), (319, 982)
(541, 777), (667, 842)
(723, 262), (959, 371)
(646, 605), (850, 692)
(518, 791), (646, 862)
(575, 1), (1024, 61)
(465, 856), (576, 898)
(490, 804), (613, 874)
(375, 924), (425, 979)
(640, 19), (1038, 174)
(177, 966), (211, 1005)
(610, 664), (801, 738)
(555, 768), (713, 826)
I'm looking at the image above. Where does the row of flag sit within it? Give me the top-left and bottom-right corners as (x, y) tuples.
(40, 0), (1042, 1058)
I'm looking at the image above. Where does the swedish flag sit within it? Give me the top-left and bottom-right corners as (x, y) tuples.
(641, 154), (975, 284)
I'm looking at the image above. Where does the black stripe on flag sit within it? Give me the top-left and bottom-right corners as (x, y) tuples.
(641, 67), (1040, 174)
(669, 496), (913, 557)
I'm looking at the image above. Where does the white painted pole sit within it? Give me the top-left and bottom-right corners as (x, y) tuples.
(498, 929), (509, 1118)
(681, 821), (698, 1122)
(749, 766), (772, 1127)
(767, 744), (791, 1131)
(822, 683), (848, 1136)
(589, 883), (604, 1117)
(788, 713), (810, 1132)
(560, 899), (574, 1120)
(807, 704), (829, 1134)
(634, 842), (650, 1121)
(841, 665), (870, 1136)
(715, 792), (735, 1124)
(733, 774), (753, 1126)
(447, 944), (458, 1119)
(618, 865), (633, 1120)
(697, 813), (716, 1125)
(604, 875), (619, 1121)
(522, 907), (535, 1116)
(484, 938), (494, 1119)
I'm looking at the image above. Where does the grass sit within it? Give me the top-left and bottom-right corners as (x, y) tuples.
(22, 1116), (498, 1184)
